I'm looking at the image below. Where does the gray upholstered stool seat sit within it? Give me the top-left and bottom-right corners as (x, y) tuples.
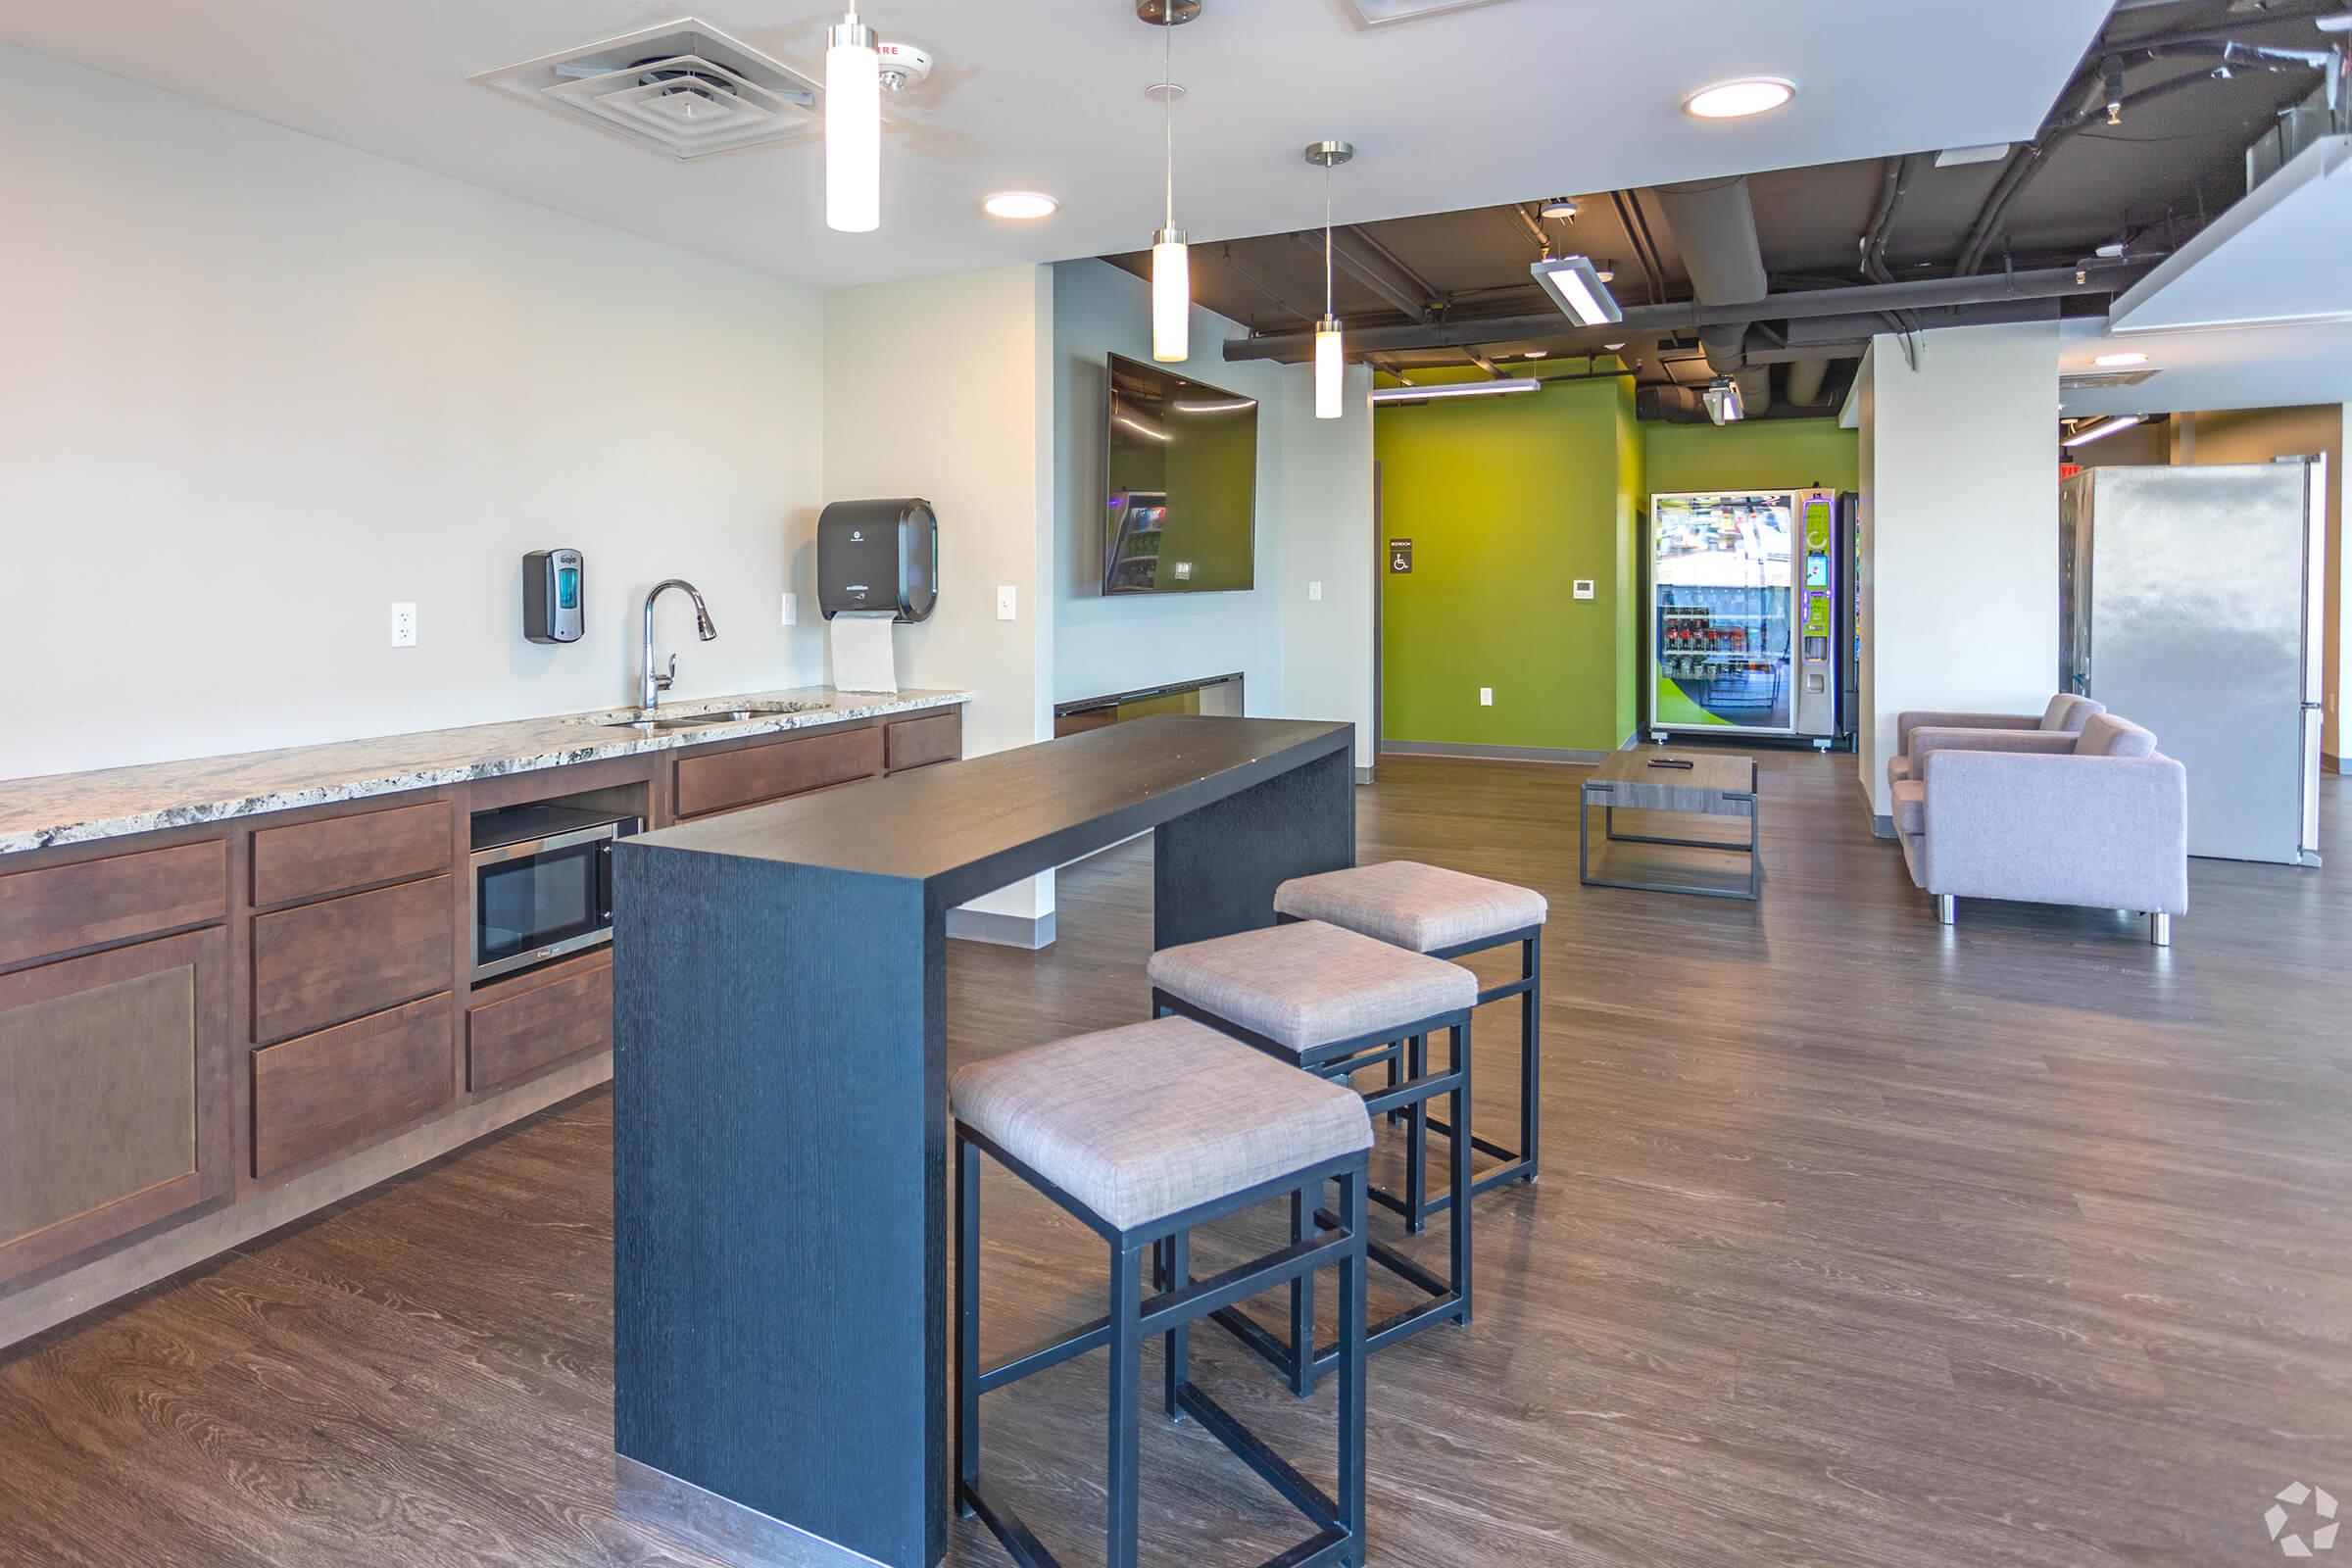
(949, 1016), (1373, 1232)
(1272, 859), (1547, 955)
(1147, 917), (1478, 1396)
(1274, 860), (1549, 1207)
(952, 1019), (1374, 1568)
(1145, 917), (1476, 1054)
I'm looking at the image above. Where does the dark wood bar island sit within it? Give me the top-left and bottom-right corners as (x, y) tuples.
(610, 715), (1355, 1568)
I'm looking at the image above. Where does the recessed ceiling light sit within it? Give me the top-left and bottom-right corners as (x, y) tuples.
(1539, 197), (1578, 220)
(2093, 351), (2149, 368)
(1593, 265), (1615, 282)
(1684, 76), (1796, 120)
(1603, 341), (1627, 351)
(982, 190), (1059, 220)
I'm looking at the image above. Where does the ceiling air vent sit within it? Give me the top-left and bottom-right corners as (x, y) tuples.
(473, 20), (822, 161)
(2061, 368), (2161, 390)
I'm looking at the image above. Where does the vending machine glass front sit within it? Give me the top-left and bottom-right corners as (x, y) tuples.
(1651, 491), (1795, 734)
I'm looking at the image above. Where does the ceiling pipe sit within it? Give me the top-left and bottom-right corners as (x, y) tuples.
(1784, 357), (1832, 406)
(1297, 225), (1444, 323)
(1225, 263), (2145, 362)
(1652, 174), (1770, 377)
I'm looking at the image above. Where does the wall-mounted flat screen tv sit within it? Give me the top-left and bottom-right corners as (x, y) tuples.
(1103, 353), (1257, 594)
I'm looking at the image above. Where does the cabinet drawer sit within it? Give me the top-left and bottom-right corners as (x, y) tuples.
(885, 710), (961, 772)
(674, 726), (885, 818)
(467, 959), (612, 1095)
(252, 801), (451, 907)
(252, 875), (452, 1045)
(0, 839), (227, 967)
(252, 994), (453, 1177)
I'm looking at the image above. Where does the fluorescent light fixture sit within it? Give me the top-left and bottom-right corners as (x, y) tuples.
(1530, 255), (1623, 326)
(2093, 351), (2149, 368)
(2062, 415), (2144, 449)
(824, 8), (881, 232)
(1524, 349), (1549, 359)
(982, 190), (1058, 219)
(1683, 76), (1795, 120)
(1370, 377), (1542, 406)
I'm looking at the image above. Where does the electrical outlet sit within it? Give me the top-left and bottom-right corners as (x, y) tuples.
(1308, 580), (1323, 602)
(389, 602), (416, 648)
(997, 585), (1016, 620)
(780, 591), (797, 626)
(1479, 686), (1494, 707)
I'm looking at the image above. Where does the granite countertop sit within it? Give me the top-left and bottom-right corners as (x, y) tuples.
(0, 687), (970, 856)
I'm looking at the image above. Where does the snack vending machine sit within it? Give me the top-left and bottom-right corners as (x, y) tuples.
(1648, 487), (1849, 748)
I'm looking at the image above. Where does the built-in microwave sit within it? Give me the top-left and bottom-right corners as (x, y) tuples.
(469, 804), (640, 982)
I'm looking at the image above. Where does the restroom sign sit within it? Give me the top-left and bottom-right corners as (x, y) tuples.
(1388, 538), (1413, 573)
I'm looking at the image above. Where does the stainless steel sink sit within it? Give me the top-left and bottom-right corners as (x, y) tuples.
(581, 701), (827, 733)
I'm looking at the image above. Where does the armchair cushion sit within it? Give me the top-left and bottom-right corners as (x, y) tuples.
(1907, 726), (2077, 778)
(2075, 713), (2157, 758)
(2040, 694), (2106, 732)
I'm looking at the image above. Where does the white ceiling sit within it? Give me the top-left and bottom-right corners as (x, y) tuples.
(2109, 133), (2352, 335)
(0, 0), (2115, 291)
(2060, 317), (2352, 419)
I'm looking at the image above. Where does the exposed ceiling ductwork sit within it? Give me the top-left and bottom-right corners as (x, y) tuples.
(1651, 174), (1770, 381)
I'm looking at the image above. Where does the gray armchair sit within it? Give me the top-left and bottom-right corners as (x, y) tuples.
(1886, 693), (2105, 796)
(1890, 713), (2187, 945)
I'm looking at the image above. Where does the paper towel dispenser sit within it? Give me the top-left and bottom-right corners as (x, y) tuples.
(818, 498), (937, 623)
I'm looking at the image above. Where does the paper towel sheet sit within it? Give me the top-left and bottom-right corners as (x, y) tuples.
(829, 610), (900, 694)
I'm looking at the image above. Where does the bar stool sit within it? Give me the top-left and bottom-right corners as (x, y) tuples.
(952, 1015), (1373, 1568)
(1275, 860), (1546, 1221)
(1147, 918), (1476, 1396)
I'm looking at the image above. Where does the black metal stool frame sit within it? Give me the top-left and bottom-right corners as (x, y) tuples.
(1151, 990), (1472, 1396)
(1273, 914), (1544, 1231)
(956, 1124), (1370, 1568)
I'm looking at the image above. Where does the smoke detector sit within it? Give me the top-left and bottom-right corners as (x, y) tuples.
(474, 19), (834, 161)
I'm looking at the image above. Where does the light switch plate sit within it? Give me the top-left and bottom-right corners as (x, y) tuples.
(1573, 579), (1595, 600)
(1308, 580), (1323, 602)
(997, 585), (1017, 620)
(390, 602), (416, 647)
(780, 591), (797, 626)
(1479, 686), (1494, 707)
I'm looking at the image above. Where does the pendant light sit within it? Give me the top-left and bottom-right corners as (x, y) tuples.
(825, 6), (881, 232)
(1306, 140), (1354, 419)
(1147, 2), (1196, 362)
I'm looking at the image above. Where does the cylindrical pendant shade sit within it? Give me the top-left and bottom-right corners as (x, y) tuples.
(1314, 317), (1344, 419)
(1152, 229), (1190, 363)
(825, 20), (880, 233)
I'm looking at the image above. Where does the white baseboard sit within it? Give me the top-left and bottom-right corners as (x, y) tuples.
(946, 907), (1057, 950)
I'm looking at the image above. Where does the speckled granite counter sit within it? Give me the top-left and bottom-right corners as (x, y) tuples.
(0, 687), (969, 855)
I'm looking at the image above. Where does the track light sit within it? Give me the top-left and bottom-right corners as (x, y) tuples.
(1703, 377), (1745, 425)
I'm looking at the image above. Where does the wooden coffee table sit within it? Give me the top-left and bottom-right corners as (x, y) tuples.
(1579, 749), (1760, 901)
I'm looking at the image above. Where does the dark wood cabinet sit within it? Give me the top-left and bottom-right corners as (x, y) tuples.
(251, 801), (451, 908)
(0, 840), (226, 967)
(885, 710), (961, 772)
(467, 957), (612, 1094)
(0, 928), (231, 1283)
(251, 874), (452, 1045)
(251, 994), (454, 1177)
(674, 725), (887, 818)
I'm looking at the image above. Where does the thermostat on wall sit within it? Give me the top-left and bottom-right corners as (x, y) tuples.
(1573, 579), (1595, 601)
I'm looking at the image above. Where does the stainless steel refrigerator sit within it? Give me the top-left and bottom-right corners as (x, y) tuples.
(2059, 460), (2327, 864)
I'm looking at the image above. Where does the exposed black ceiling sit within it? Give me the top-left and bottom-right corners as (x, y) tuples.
(1102, 0), (2345, 412)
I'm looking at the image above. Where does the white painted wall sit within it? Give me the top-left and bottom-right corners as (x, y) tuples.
(1858, 320), (2062, 817)
(0, 43), (825, 781)
(1049, 260), (1376, 768)
(824, 266), (1056, 924)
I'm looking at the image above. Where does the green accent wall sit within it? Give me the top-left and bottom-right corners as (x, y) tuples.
(1377, 376), (1634, 751)
(1642, 416), (1859, 496)
(1377, 383), (1855, 753)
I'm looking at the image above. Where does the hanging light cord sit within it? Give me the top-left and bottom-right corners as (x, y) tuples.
(1162, 9), (1175, 229)
(1323, 159), (1334, 316)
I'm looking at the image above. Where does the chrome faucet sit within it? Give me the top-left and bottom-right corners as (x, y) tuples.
(641, 579), (718, 712)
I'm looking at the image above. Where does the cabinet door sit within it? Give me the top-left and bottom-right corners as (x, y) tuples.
(0, 928), (229, 1283)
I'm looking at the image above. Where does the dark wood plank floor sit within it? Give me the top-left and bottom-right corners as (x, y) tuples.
(4, 752), (2347, 1568)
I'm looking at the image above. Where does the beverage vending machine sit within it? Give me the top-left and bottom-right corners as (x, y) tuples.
(1647, 487), (1852, 749)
